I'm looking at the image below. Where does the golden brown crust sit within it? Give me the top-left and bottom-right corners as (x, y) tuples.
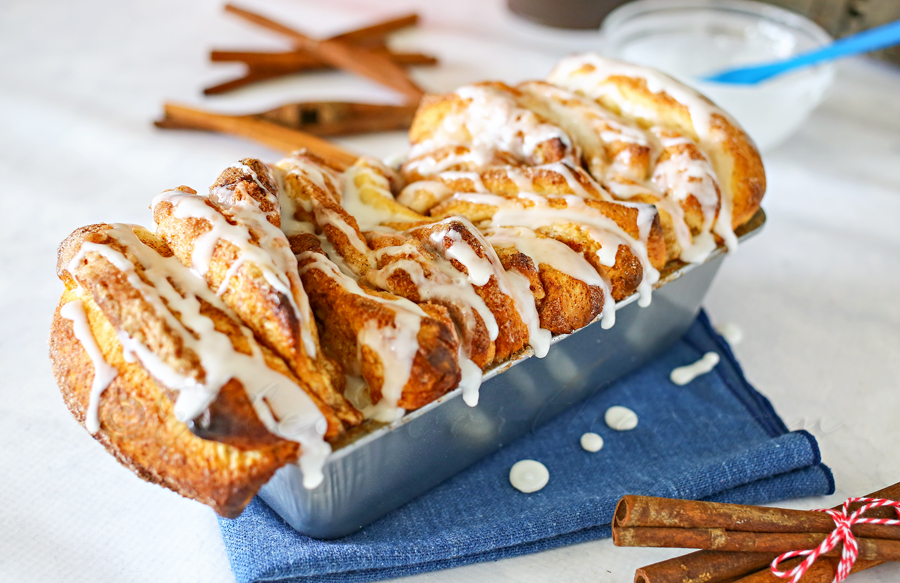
(406, 220), (531, 363)
(547, 59), (765, 233)
(58, 223), (346, 446)
(49, 287), (299, 518)
(293, 235), (462, 411)
(404, 81), (575, 181)
(366, 231), (497, 369)
(428, 194), (666, 300)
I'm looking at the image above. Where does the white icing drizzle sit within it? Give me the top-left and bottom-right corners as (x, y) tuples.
(548, 53), (740, 253)
(670, 351), (720, 386)
(580, 432), (604, 452)
(509, 459), (550, 493)
(369, 256), (499, 343)
(715, 322), (743, 346)
(518, 81), (654, 183)
(459, 192), (660, 308)
(152, 184), (318, 358)
(297, 251), (426, 422)
(314, 205), (373, 261)
(650, 128), (720, 263)
(441, 219), (551, 358)
(439, 230), (495, 287)
(485, 226), (617, 329)
(458, 352), (483, 407)
(366, 216), (557, 405)
(274, 156), (341, 236)
(68, 225), (331, 488)
(409, 84), (575, 168)
(209, 162), (279, 219)
(60, 300), (118, 434)
(605, 405), (639, 431)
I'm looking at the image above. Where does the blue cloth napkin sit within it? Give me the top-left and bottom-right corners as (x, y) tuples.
(219, 310), (834, 583)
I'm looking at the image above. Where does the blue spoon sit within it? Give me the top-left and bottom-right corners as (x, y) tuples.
(702, 18), (900, 85)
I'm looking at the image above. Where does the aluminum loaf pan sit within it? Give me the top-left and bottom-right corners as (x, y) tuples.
(259, 211), (766, 539)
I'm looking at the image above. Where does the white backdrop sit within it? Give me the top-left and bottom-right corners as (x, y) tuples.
(1, 0), (899, 581)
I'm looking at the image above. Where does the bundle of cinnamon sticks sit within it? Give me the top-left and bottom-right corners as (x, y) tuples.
(613, 482), (900, 583)
(156, 5), (437, 158)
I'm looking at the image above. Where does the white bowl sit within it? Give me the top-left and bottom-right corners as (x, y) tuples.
(601, 0), (835, 151)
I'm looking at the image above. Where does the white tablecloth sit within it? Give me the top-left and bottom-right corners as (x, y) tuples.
(2, 0), (898, 581)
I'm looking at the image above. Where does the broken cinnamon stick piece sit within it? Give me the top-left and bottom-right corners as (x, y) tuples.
(615, 495), (900, 538)
(203, 69), (284, 96)
(633, 552), (778, 583)
(209, 49), (438, 69)
(158, 101), (417, 136)
(203, 51), (437, 96)
(224, 4), (425, 102)
(157, 102), (358, 169)
(730, 557), (880, 583)
(257, 101), (418, 135)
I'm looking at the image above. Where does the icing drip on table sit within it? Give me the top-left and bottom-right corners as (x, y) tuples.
(605, 405), (639, 430)
(670, 351), (720, 386)
(580, 432), (604, 452)
(68, 224), (331, 488)
(59, 299), (118, 434)
(715, 322), (744, 346)
(509, 459), (550, 493)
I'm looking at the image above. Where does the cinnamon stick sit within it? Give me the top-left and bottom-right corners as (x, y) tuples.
(203, 69), (284, 96)
(634, 552), (778, 583)
(631, 482), (900, 583)
(614, 527), (900, 560)
(615, 495), (900, 538)
(156, 103), (358, 169)
(209, 49), (437, 69)
(224, 4), (425, 102)
(256, 101), (418, 136)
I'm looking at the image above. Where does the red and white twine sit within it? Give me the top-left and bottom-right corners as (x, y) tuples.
(771, 497), (900, 583)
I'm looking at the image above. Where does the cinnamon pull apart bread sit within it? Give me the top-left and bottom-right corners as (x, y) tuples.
(49, 53), (764, 517)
